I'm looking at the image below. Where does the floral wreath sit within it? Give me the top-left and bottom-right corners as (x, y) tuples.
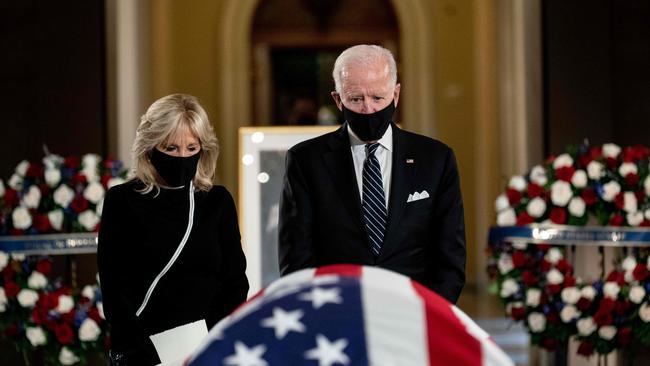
(488, 143), (650, 357)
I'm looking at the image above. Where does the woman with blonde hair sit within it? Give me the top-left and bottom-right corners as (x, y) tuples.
(98, 94), (249, 365)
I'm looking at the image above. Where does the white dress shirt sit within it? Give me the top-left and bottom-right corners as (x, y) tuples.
(347, 124), (393, 207)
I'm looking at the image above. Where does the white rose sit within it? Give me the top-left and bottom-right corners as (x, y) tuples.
(500, 278), (520, 298)
(42, 154), (63, 169)
(44, 168), (62, 188)
(53, 184), (75, 208)
(587, 161), (605, 180)
(78, 318), (101, 342)
(0, 287), (7, 312)
(505, 301), (524, 316)
(528, 312), (546, 333)
(97, 301), (105, 320)
(0, 251), (8, 272)
(83, 168), (100, 183)
(577, 317), (597, 336)
(622, 256), (638, 272)
(546, 268), (564, 285)
(561, 287), (581, 305)
(599, 326), (617, 340)
(8, 173), (23, 190)
(603, 143), (621, 158)
(553, 154), (574, 169)
(581, 286), (596, 300)
(623, 192), (638, 213)
(495, 194), (510, 213)
(26, 327), (47, 347)
(640, 302), (650, 322)
(571, 170), (588, 188)
(12, 206), (32, 230)
(17, 289), (39, 308)
(83, 182), (105, 204)
(498, 253), (514, 275)
(601, 181), (621, 202)
(512, 242), (528, 250)
(629, 286), (646, 304)
(526, 288), (542, 307)
(619, 162), (638, 177)
(545, 248), (564, 265)
(645, 176), (650, 196)
(568, 197), (586, 217)
(508, 175), (527, 192)
(12, 253), (25, 261)
(529, 165), (548, 186)
(0, 179), (5, 198)
(625, 270), (635, 283)
(107, 177), (125, 189)
(646, 208), (650, 221)
(96, 198), (104, 216)
(15, 160), (29, 176)
(526, 197), (547, 218)
(82, 285), (96, 301)
(603, 282), (620, 299)
(628, 211), (644, 227)
(560, 305), (580, 323)
(48, 210), (64, 231)
(55, 295), (74, 314)
(59, 347), (80, 366)
(551, 181), (573, 206)
(22, 185), (41, 209)
(82, 153), (101, 169)
(78, 210), (100, 231)
(497, 208), (516, 226)
(27, 271), (48, 290)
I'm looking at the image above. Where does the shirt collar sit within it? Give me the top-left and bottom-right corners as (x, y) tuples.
(347, 124), (393, 152)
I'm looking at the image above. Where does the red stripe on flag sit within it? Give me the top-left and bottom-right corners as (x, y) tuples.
(412, 281), (482, 366)
(315, 264), (363, 277)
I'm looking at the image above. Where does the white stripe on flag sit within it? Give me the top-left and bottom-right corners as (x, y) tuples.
(361, 267), (428, 366)
(450, 307), (514, 366)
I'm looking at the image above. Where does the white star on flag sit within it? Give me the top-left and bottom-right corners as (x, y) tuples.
(298, 287), (342, 309)
(260, 307), (306, 339)
(224, 341), (268, 366)
(304, 334), (350, 366)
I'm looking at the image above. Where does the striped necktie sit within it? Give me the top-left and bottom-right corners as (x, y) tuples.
(362, 142), (387, 256)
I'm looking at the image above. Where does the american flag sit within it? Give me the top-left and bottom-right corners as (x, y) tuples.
(187, 265), (513, 366)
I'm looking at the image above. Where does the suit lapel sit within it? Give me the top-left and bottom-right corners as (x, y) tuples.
(323, 125), (365, 229)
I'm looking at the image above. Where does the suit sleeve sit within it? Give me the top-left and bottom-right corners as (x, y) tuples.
(278, 148), (315, 275)
(430, 148), (466, 303)
(208, 189), (249, 327)
(97, 188), (158, 361)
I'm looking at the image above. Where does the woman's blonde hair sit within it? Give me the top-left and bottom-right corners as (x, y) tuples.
(131, 94), (219, 194)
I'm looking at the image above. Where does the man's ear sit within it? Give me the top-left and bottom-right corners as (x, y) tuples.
(331, 91), (343, 111)
(393, 83), (401, 107)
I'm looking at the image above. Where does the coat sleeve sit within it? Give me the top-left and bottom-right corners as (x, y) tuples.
(97, 187), (158, 361)
(429, 148), (467, 304)
(278, 148), (315, 275)
(208, 189), (249, 327)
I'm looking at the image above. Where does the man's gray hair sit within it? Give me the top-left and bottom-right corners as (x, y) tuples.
(332, 44), (397, 94)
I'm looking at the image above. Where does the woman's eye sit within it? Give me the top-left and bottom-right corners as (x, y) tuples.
(164, 146), (177, 152)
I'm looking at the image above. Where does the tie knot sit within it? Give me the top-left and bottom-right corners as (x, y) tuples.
(365, 143), (380, 157)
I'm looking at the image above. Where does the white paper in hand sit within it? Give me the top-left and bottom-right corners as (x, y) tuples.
(150, 319), (208, 366)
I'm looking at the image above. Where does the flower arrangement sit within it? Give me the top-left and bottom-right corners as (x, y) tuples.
(488, 142), (650, 358)
(0, 251), (107, 365)
(0, 153), (128, 235)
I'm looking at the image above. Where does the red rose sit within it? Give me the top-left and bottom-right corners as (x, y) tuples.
(71, 196), (89, 213)
(512, 251), (526, 268)
(605, 157), (618, 170)
(599, 297), (616, 313)
(590, 147), (603, 160)
(88, 308), (103, 324)
(556, 259), (572, 274)
(606, 271), (626, 286)
(550, 208), (567, 224)
(636, 190), (646, 202)
(37, 292), (58, 311)
(594, 310), (613, 326)
(64, 156), (81, 169)
(516, 212), (535, 226)
(510, 306), (525, 321)
(522, 271), (538, 286)
(4, 282), (19, 298)
(506, 188), (522, 206)
(32, 308), (47, 325)
(537, 243), (552, 251)
(609, 214), (624, 226)
(615, 300), (631, 316)
(32, 214), (52, 233)
(632, 145), (650, 160)
(55, 324), (74, 344)
(36, 259), (53, 275)
(578, 154), (592, 168)
(618, 327), (632, 346)
(44, 318), (58, 331)
(4, 188), (19, 207)
(527, 183), (545, 198)
(25, 163), (44, 179)
(625, 173), (640, 187)
(101, 173), (113, 188)
(614, 193), (625, 210)
(633, 264), (649, 281)
(581, 188), (597, 205)
(547, 312), (560, 325)
(577, 341), (594, 357)
(576, 298), (591, 311)
(555, 166), (575, 182)
(541, 338), (558, 351)
(563, 275), (576, 287)
(61, 310), (76, 324)
(71, 173), (87, 186)
(540, 260), (551, 272)
(548, 284), (562, 294)
(641, 220), (650, 227)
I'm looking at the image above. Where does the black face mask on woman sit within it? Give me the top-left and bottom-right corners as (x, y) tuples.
(343, 101), (396, 142)
(150, 148), (200, 187)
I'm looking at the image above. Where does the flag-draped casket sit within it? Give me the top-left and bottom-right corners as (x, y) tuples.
(188, 265), (513, 366)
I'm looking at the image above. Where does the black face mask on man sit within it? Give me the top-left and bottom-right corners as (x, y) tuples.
(150, 148), (200, 187)
(343, 101), (396, 142)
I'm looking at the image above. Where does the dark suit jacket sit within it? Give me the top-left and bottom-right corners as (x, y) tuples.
(279, 123), (466, 303)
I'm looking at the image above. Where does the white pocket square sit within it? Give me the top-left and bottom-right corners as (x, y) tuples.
(407, 190), (430, 203)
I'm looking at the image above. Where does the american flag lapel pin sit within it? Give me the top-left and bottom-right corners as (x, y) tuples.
(406, 159), (414, 164)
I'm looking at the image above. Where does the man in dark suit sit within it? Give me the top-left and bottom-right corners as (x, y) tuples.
(278, 44), (466, 303)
